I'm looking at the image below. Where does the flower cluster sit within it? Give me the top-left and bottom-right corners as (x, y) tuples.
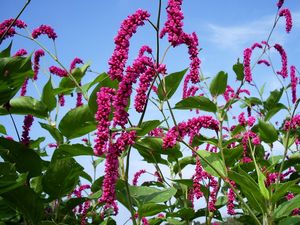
(286, 193), (300, 215)
(70, 57), (83, 72)
(33, 49), (45, 80)
(94, 87), (115, 156)
(163, 116), (219, 149)
(21, 114), (34, 146)
(241, 131), (260, 163)
(100, 131), (136, 214)
(243, 48), (252, 82)
(32, 25), (57, 40)
(227, 180), (237, 215)
(20, 78), (29, 96)
(257, 59), (270, 67)
(135, 63), (166, 112)
(283, 114), (300, 130)
(149, 127), (164, 137)
(108, 9), (150, 81)
(49, 66), (68, 77)
(132, 169), (146, 186)
(0, 19), (27, 40)
(13, 49), (27, 57)
(290, 65), (297, 103)
(279, 8), (292, 33)
(113, 55), (152, 127)
(274, 44), (288, 78)
(160, 0), (201, 98)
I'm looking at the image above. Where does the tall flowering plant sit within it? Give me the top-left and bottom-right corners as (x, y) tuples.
(0, 0), (299, 225)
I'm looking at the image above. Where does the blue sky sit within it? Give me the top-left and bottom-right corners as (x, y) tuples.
(1, 0), (300, 223)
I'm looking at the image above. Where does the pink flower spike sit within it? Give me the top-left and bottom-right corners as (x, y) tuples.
(21, 114), (34, 146)
(49, 66), (68, 77)
(277, 0), (284, 9)
(108, 9), (150, 81)
(33, 49), (45, 80)
(257, 60), (270, 67)
(13, 49), (27, 57)
(94, 87), (115, 156)
(70, 57), (83, 72)
(58, 94), (65, 106)
(132, 169), (146, 185)
(251, 42), (263, 50)
(20, 78), (28, 96)
(0, 18), (27, 40)
(279, 8), (292, 33)
(32, 25), (57, 40)
(290, 65), (298, 103)
(274, 44), (288, 78)
(243, 48), (253, 82)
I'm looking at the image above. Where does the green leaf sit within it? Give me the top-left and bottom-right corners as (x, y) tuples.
(52, 144), (93, 160)
(136, 120), (161, 136)
(233, 60), (244, 81)
(258, 120), (278, 143)
(265, 88), (283, 109)
(173, 157), (196, 174)
(138, 203), (168, 217)
(0, 96), (48, 118)
(278, 216), (300, 225)
(229, 169), (266, 213)
(0, 124), (6, 134)
(0, 137), (42, 177)
(272, 180), (299, 202)
(0, 42), (12, 58)
(129, 186), (176, 204)
(174, 96), (217, 112)
(209, 71), (228, 96)
(197, 150), (226, 178)
(59, 63), (90, 89)
(134, 137), (182, 163)
(41, 78), (56, 112)
(275, 194), (300, 219)
(39, 122), (64, 144)
(1, 186), (43, 225)
(157, 68), (188, 101)
(265, 103), (287, 121)
(0, 171), (26, 195)
(257, 170), (270, 200)
(0, 55), (33, 105)
(59, 105), (96, 139)
(88, 73), (118, 114)
(42, 158), (83, 198)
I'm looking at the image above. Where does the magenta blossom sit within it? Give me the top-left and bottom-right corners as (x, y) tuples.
(0, 18), (27, 40)
(13, 49), (27, 57)
(274, 44), (288, 78)
(279, 8), (292, 33)
(49, 66), (68, 77)
(108, 9), (150, 81)
(290, 65), (297, 103)
(21, 114), (34, 146)
(33, 49), (45, 80)
(243, 48), (253, 82)
(132, 169), (146, 186)
(257, 59), (271, 67)
(32, 25), (57, 40)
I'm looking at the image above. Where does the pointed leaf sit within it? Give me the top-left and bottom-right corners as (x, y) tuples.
(0, 96), (48, 118)
(233, 61), (244, 81)
(52, 144), (93, 160)
(275, 194), (300, 219)
(39, 122), (64, 144)
(136, 120), (161, 136)
(258, 120), (278, 143)
(59, 104), (96, 139)
(174, 96), (217, 112)
(41, 78), (56, 111)
(157, 68), (188, 100)
(42, 158), (83, 198)
(209, 71), (228, 96)
(197, 150), (226, 178)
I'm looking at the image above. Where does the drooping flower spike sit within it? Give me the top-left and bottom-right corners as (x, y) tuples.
(279, 8), (292, 33)
(290, 65), (298, 103)
(13, 49), (27, 57)
(274, 44), (288, 78)
(108, 9), (150, 81)
(21, 114), (34, 146)
(33, 49), (45, 80)
(0, 18), (27, 40)
(32, 25), (57, 40)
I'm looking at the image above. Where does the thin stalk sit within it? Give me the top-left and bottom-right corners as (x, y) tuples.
(9, 112), (21, 141)
(124, 147), (137, 225)
(0, 0), (31, 44)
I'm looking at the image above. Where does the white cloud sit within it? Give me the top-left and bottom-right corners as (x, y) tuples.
(206, 11), (300, 52)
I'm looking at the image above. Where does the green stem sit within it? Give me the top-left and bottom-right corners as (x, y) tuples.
(8, 112), (21, 141)
(0, 0), (31, 44)
(124, 147), (137, 225)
